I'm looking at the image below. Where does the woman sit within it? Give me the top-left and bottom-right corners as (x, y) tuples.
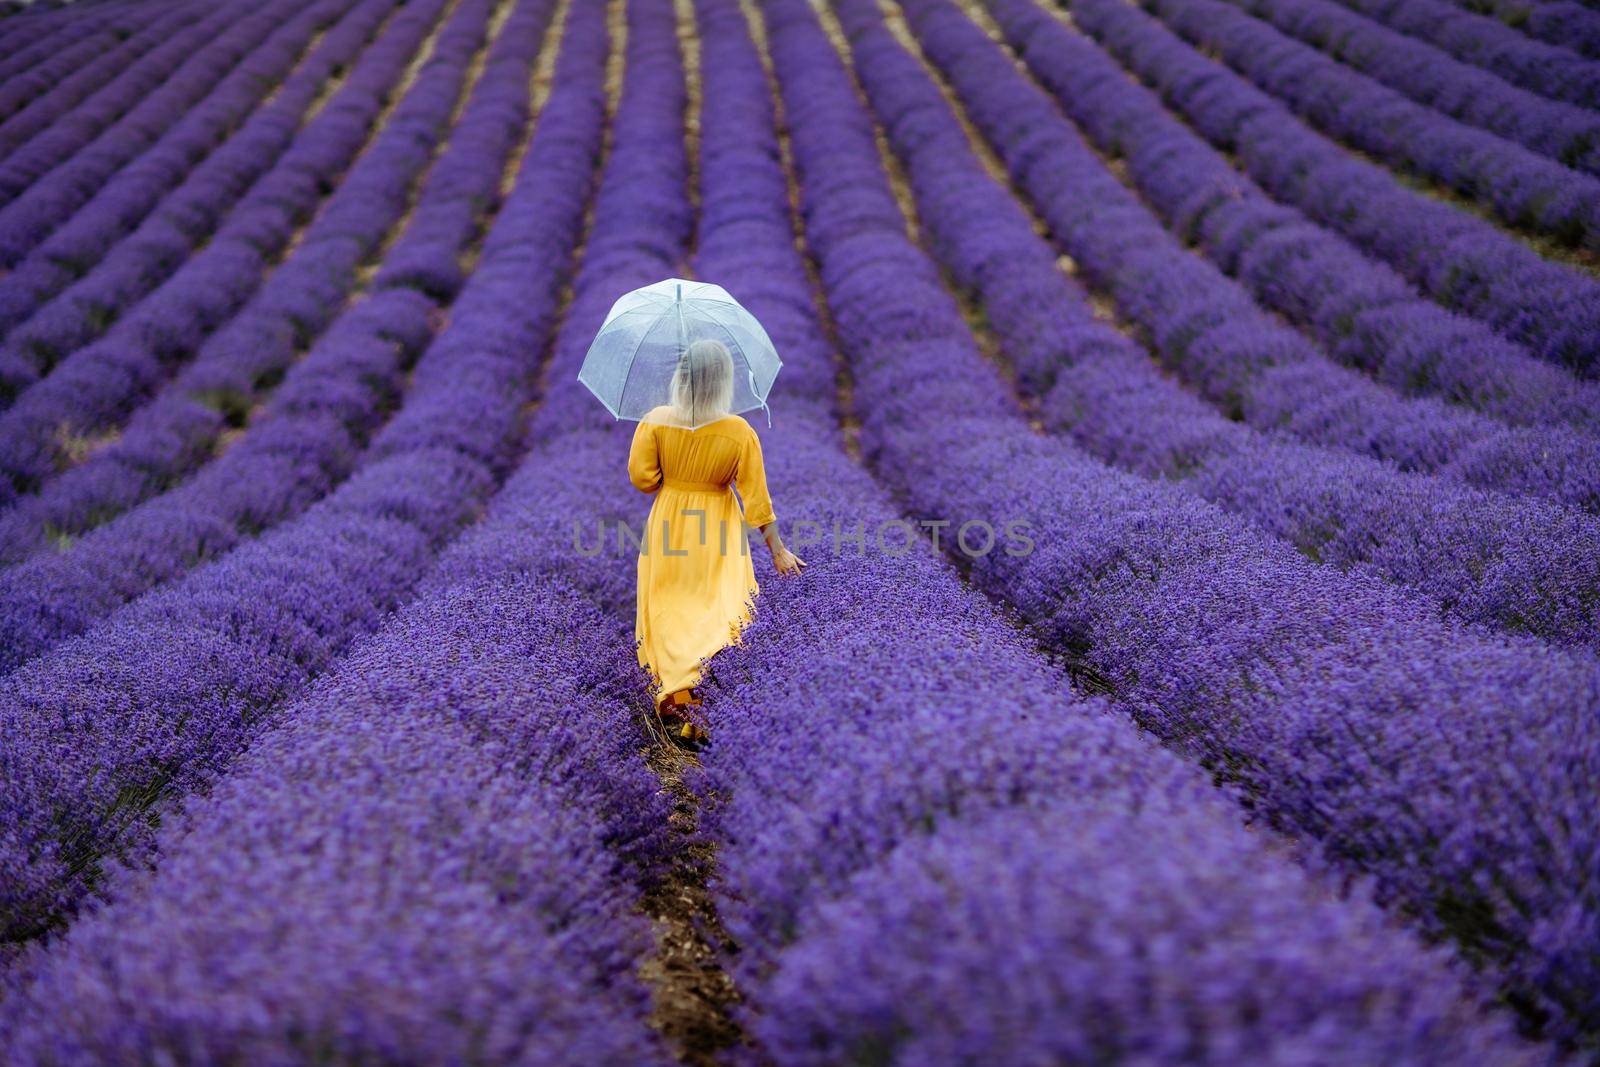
(629, 339), (805, 747)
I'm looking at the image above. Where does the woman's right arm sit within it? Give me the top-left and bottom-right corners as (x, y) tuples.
(628, 420), (660, 493)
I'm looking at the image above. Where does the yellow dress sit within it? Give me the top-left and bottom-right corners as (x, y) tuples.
(629, 406), (776, 704)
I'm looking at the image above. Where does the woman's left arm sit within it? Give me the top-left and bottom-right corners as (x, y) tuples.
(738, 431), (805, 576)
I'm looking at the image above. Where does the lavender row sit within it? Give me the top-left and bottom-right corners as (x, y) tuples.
(0, 290), (432, 673)
(0, 576), (670, 1064)
(0, 21), (123, 126)
(0, 0), (140, 50)
(0, 0), (559, 671)
(766, 0), (1600, 1043)
(860, 0), (1600, 652)
(868, 0), (1600, 515)
(0, 1), (315, 265)
(1327, 0), (1600, 108)
(0, 3), (107, 65)
(0, 4), (239, 200)
(0, 0), (356, 286)
(0, 3), (173, 88)
(925, 9), (1600, 520)
(673, 1), (1537, 1059)
(1068, 0), (1600, 376)
(0, 0), (539, 562)
(0, 21), (75, 79)
(1138, 0), (1600, 253)
(0, 0), (498, 521)
(0, 2), (201, 158)
(0, 7), (125, 88)
(1217, 0), (1600, 172)
(975, 2), (1600, 438)
(0, 5), (677, 1035)
(374, 0), (552, 299)
(1458, 0), (1600, 58)
(0, 0), (397, 377)
(0, 0), (608, 948)
(0, 0), (451, 501)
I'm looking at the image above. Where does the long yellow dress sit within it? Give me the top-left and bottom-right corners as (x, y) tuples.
(629, 406), (776, 704)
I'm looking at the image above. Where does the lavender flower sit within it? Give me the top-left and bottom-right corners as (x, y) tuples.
(964, 0), (1600, 433)
(1130, 0), (1600, 246)
(1058, 0), (1600, 373)
(0, 0), (390, 349)
(0, 0), (609, 944)
(0, 0), (550, 643)
(0, 570), (671, 1065)
(1326, 0), (1600, 110)
(0, 3), (204, 159)
(1458, 0), (1600, 59)
(1212, 0), (1600, 172)
(762, 0), (1600, 1042)
(0, 0), (451, 496)
(853, 0), (1600, 654)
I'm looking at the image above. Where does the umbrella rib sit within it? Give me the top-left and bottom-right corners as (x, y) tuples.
(612, 320), (660, 420)
(695, 306), (749, 359)
(697, 301), (782, 380)
(692, 304), (779, 423)
(599, 303), (664, 332)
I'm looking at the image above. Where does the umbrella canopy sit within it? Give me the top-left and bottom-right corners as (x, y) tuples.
(578, 278), (782, 429)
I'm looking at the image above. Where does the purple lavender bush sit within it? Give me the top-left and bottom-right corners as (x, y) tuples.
(0, 5), (124, 79)
(1060, 0), (1600, 375)
(1459, 0), (1600, 58)
(1132, 0), (1600, 247)
(0, 27), (123, 126)
(0, 0), (355, 272)
(0, 0), (536, 554)
(0, 0), (395, 348)
(969, 0), (1600, 436)
(0, 0), (454, 496)
(1335, 0), (1600, 108)
(0, 0), (561, 672)
(866, 1), (1600, 521)
(0, 0), (609, 947)
(950, 5), (1600, 520)
(0, 4), (264, 216)
(760, 0), (1600, 1044)
(0, 577), (671, 1066)
(0, 2), (204, 158)
(853, 0), (1600, 654)
(1214, 0), (1600, 172)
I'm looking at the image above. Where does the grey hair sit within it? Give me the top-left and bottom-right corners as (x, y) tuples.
(671, 338), (735, 426)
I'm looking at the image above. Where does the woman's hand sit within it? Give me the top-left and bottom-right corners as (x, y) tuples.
(760, 521), (806, 577)
(773, 546), (806, 576)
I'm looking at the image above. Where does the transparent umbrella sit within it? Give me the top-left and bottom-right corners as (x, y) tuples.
(578, 278), (782, 429)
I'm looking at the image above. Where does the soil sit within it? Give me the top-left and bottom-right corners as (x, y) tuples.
(637, 736), (748, 1065)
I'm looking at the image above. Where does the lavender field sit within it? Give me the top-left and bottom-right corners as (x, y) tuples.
(0, 0), (1595, 1061)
